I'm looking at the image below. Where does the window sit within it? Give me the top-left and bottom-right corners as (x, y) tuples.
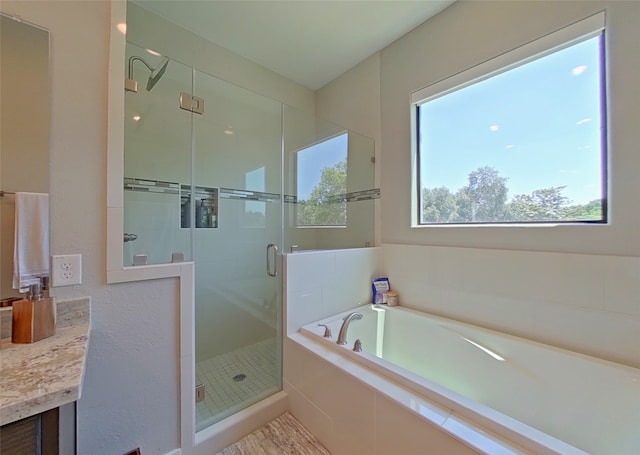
(296, 133), (348, 227)
(412, 13), (606, 225)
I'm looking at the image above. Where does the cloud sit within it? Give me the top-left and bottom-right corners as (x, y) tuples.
(571, 65), (588, 76)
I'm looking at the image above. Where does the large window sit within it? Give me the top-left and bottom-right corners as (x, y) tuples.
(412, 13), (607, 225)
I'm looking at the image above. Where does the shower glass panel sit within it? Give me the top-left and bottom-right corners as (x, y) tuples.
(283, 106), (376, 252)
(192, 70), (283, 430)
(124, 32), (376, 437)
(123, 42), (193, 266)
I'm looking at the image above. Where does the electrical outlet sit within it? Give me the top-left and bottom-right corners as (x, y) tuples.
(51, 254), (82, 286)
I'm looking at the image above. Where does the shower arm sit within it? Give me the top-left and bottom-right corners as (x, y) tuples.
(127, 56), (154, 80)
(126, 56), (154, 93)
(126, 55), (169, 93)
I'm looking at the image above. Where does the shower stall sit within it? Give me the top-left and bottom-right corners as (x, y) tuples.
(123, 38), (376, 432)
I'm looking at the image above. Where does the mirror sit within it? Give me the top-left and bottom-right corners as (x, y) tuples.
(0, 14), (50, 300)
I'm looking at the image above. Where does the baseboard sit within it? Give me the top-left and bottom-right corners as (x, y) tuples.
(164, 449), (181, 455)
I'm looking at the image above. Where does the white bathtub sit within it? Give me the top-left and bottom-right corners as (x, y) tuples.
(299, 305), (640, 455)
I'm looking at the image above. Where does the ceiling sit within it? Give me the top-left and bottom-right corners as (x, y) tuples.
(132, 0), (455, 90)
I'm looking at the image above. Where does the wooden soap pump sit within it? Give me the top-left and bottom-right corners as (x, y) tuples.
(12, 281), (56, 343)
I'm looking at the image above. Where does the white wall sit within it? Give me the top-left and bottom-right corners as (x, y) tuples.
(0, 1), (314, 454)
(315, 1), (640, 369)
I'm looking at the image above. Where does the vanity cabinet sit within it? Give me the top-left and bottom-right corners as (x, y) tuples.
(0, 299), (89, 455)
(0, 405), (75, 455)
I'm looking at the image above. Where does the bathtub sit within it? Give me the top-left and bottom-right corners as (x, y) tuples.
(298, 305), (640, 455)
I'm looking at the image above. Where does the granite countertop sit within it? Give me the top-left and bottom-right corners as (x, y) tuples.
(0, 298), (90, 426)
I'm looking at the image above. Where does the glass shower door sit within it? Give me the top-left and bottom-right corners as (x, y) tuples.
(191, 70), (283, 430)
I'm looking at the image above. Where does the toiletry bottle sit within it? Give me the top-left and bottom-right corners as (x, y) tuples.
(181, 198), (191, 228)
(387, 291), (399, 307)
(12, 281), (56, 343)
(196, 199), (209, 228)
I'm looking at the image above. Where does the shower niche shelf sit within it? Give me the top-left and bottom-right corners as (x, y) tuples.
(181, 185), (218, 229)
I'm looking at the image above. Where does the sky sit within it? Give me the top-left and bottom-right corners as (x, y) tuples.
(419, 35), (604, 206)
(297, 133), (348, 200)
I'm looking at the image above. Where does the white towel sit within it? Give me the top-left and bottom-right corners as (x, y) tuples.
(13, 192), (49, 291)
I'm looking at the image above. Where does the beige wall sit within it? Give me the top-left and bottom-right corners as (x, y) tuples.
(0, 15), (50, 299)
(0, 2), (182, 454)
(316, 52), (381, 144)
(3, 0), (637, 452)
(0, 1), (313, 454)
(316, 52), (382, 246)
(127, 2), (315, 113)
(379, 0), (640, 256)
(315, 0), (640, 368)
(318, 1), (640, 256)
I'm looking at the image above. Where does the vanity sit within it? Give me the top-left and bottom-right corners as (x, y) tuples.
(0, 298), (90, 454)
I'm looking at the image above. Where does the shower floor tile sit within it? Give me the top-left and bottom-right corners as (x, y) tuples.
(196, 337), (279, 430)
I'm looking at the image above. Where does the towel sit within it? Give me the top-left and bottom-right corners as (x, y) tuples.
(13, 192), (49, 291)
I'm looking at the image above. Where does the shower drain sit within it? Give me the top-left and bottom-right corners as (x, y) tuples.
(232, 373), (247, 382)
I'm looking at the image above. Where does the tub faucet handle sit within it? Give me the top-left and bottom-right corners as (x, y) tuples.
(353, 339), (363, 352)
(317, 323), (332, 338)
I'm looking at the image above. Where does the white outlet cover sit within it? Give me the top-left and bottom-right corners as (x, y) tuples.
(51, 254), (82, 286)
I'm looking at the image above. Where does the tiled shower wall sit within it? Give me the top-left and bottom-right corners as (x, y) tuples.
(381, 243), (640, 368)
(284, 247), (380, 335)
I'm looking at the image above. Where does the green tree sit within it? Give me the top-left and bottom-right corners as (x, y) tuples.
(421, 166), (603, 223)
(560, 199), (603, 221)
(506, 186), (569, 221)
(454, 166), (508, 222)
(297, 160), (347, 226)
(422, 186), (458, 223)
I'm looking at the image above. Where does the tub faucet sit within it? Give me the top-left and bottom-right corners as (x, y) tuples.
(337, 312), (363, 345)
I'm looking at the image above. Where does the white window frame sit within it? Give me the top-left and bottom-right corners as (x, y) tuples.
(410, 11), (606, 227)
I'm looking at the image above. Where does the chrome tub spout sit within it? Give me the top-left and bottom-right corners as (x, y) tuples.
(337, 312), (363, 345)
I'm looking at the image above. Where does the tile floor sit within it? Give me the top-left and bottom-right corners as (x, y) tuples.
(196, 337), (279, 431)
(217, 411), (331, 455)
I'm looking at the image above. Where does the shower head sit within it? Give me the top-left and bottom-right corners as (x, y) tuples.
(146, 57), (169, 91)
(125, 55), (170, 93)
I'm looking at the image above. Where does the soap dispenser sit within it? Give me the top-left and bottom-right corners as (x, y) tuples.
(12, 281), (56, 343)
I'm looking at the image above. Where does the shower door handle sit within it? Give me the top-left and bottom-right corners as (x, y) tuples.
(266, 243), (278, 277)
